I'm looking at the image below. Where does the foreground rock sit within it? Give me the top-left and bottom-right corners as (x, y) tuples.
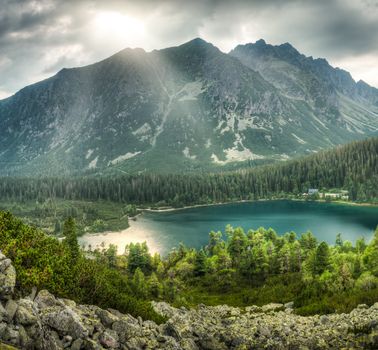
(0, 252), (16, 300)
(1, 251), (377, 349)
(152, 302), (378, 349)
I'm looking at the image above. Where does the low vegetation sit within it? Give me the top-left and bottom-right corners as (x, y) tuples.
(1, 210), (377, 323)
(0, 211), (164, 323)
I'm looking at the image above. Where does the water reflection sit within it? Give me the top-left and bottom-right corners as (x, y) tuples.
(79, 201), (378, 256)
(78, 218), (161, 254)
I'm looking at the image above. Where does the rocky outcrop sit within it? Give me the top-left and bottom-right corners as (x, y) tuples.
(152, 302), (378, 349)
(1, 251), (377, 349)
(0, 252), (16, 300)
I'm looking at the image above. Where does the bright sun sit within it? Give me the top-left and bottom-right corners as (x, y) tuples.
(92, 11), (145, 49)
(95, 12), (144, 33)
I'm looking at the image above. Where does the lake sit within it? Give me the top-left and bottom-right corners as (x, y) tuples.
(79, 200), (378, 255)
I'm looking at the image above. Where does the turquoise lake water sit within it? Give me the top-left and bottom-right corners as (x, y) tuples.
(80, 200), (378, 255)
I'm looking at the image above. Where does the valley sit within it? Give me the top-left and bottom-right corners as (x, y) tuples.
(0, 6), (377, 346)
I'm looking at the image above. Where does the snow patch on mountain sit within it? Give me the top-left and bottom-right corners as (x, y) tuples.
(132, 123), (153, 142)
(178, 81), (204, 101)
(292, 133), (306, 144)
(183, 147), (196, 160)
(109, 152), (141, 165)
(280, 153), (290, 160)
(88, 156), (98, 169)
(211, 143), (265, 165)
(86, 149), (94, 159)
(277, 116), (288, 126)
(132, 123), (152, 136)
(225, 148), (265, 162)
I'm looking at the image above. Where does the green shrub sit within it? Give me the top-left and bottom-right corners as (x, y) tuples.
(0, 211), (165, 323)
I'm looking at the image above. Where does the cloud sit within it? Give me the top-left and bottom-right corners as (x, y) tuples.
(0, 0), (377, 99)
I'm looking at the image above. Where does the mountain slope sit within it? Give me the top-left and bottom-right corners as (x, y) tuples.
(230, 39), (378, 135)
(0, 38), (377, 176)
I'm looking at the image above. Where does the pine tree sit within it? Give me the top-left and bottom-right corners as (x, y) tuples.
(126, 242), (152, 274)
(132, 267), (147, 298)
(148, 272), (162, 298)
(335, 233), (343, 248)
(362, 228), (378, 276)
(314, 242), (330, 275)
(194, 249), (207, 276)
(63, 217), (80, 263)
(105, 244), (118, 268)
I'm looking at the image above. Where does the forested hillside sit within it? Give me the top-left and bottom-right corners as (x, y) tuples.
(0, 137), (376, 205)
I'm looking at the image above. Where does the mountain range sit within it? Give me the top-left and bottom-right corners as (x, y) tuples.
(0, 38), (377, 176)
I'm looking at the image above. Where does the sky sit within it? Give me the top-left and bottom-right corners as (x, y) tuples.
(0, 0), (377, 99)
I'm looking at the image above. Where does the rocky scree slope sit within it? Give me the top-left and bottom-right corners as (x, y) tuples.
(1, 251), (378, 349)
(0, 38), (377, 175)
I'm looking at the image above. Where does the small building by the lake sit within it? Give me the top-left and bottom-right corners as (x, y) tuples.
(319, 191), (349, 200)
(308, 189), (319, 195)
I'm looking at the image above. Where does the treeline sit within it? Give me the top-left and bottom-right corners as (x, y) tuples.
(109, 224), (378, 315)
(1, 211), (377, 318)
(154, 225), (378, 314)
(0, 137), (377, 205)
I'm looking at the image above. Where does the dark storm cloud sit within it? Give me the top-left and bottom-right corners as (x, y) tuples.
(0, 0), (377, 98)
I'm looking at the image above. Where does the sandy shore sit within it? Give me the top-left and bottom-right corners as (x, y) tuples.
(78, 215), (161, 254)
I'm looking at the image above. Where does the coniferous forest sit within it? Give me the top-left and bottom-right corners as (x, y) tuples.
(0, 137), (377, 206)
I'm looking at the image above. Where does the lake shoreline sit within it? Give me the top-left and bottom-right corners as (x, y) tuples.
(81, 212), (143, 238)
(79, 199), (378, 256)
(81, 198), (377, 240)
(139, 198), (378, 214)
(78, 213), (163, 254)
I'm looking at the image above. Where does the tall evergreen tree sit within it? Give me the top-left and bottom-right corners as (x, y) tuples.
(126, 242), (152, 274)
(363, 228), (378, 276)
(194, 249), (207, 276)
(314, 242), (330, 275)
(63, 217), (79, 263)
(132, 267), (147, 298)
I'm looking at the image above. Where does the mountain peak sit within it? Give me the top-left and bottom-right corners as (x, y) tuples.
(115, 47), (146, 57)
(255, 39), (267, 46)
(278, 42), (299, 53)
(178, 37), (216, 50)
(187, 37), (209, 44)
(160, 37), (220, 58)
(232, 40), (301, 58)
(357, 79), (370, 87)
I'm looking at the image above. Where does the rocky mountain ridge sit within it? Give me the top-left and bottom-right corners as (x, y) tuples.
(1, 251), (378, 349)
(0, 38), (377, 175)
(230, 39), (378, 106)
